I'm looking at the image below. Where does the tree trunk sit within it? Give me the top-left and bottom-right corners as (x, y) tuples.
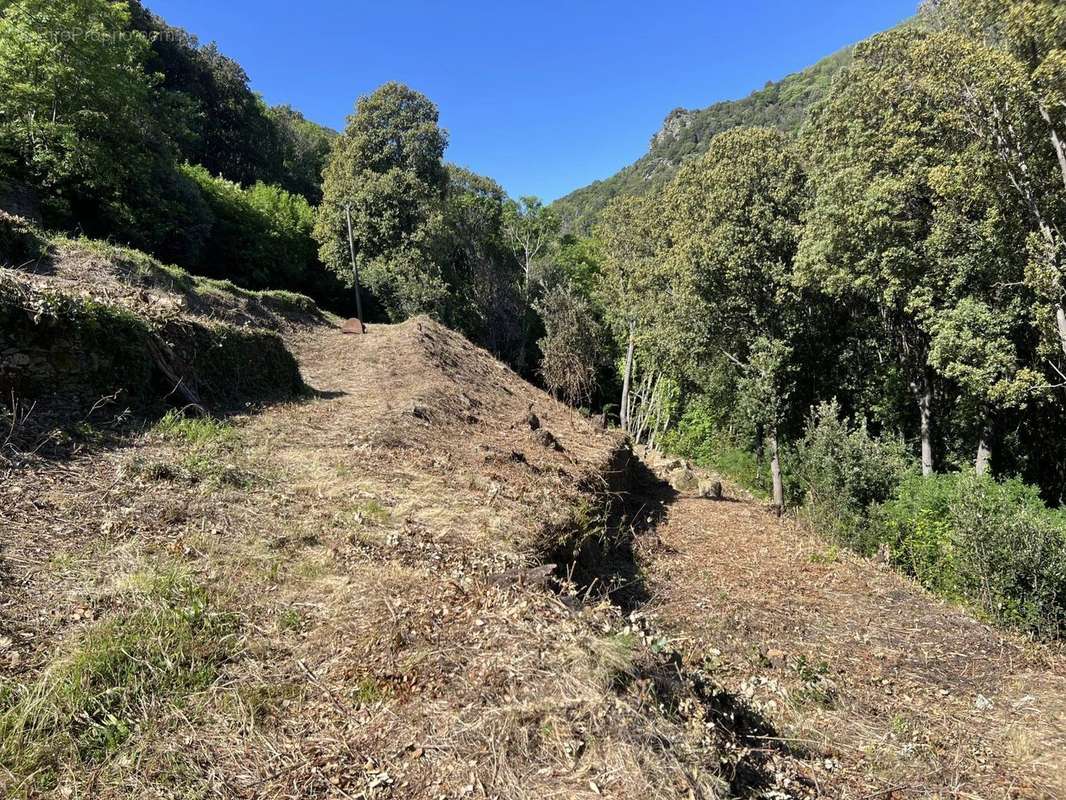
(1057, 303), (1066, 361)
(620, 321), (635, 434)
(975, 421), (992, 477)
(1040, 104), (1066, 193)
(917, 381), (934, 477)
(768, 426), (784, 512)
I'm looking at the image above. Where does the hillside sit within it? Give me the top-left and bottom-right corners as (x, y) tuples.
(0, 248), (805, 798)
(551, 48), (853, 233)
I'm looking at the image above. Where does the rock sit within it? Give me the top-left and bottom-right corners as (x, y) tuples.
(523, 402), (540, 431)
(669, 467), (700, 493)
(341, 317), (365, 335)
(699, 480), (723, 500)
(405, 403), (431, 422)
(532, 428), (562, 451)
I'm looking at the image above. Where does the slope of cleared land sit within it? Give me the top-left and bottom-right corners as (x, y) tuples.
(635, 454), (1066, 799)
(1, 285), (813, 800)
(3, 236), (1065, 798)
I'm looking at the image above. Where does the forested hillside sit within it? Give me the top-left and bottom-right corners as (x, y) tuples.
(0, 0), (337, 301)
(551, 47), (854, 232)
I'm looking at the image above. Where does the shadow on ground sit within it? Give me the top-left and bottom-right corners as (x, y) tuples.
(551, 451), (818, 798)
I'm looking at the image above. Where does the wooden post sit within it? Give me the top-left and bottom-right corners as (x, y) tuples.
(344, 203), (364, 328)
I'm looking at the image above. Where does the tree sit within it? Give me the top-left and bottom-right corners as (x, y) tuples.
(502, 196), (560, 298)
(597, 195), (677, 433)
(662, 127), (810, 509)
(268, 105), (337, 203)
(313, 82), (449, 321)
(536, 284), (605, 407)
(799, 29), (1045, 477)
(0, 0), (157, 227)
(929, 0), (1066, 363)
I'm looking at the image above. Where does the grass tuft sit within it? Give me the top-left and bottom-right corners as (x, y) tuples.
(0, 569), (237, 795)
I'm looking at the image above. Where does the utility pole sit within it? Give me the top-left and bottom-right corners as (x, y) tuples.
(344, 203), (364, 328)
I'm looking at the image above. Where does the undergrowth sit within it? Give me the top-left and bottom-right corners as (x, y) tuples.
(0, 569), (237, 796)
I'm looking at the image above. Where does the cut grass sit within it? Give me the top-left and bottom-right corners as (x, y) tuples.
(0, 569), (237, 796)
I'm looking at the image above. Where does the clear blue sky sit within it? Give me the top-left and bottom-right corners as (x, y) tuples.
(144, 0), (918, 201)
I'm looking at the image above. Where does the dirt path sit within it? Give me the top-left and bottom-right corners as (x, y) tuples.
(639, 465), (1066, 799)
(3, 319), (767, 800)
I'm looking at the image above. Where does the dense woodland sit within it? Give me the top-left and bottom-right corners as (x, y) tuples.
(2, 0), (1066, 635)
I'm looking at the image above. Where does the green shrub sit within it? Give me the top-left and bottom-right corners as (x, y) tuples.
(662, 397), (770, 497)
(153, 410), (237, 446)
(181, 164), (318, 292)
(793, 400), (912, 550)
(0, 570), (237, 791)
(876, 472), (1066, 637)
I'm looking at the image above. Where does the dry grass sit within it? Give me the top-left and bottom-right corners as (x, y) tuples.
(638, 455), (1066, 799)
(0, 316), (802, 799)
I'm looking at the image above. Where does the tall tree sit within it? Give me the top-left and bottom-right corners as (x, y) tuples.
(930, 0), (1066, 363)
(597, 195), (677, 433)
(799, 29), (1045, 476)
(501, 196), (560, 298)
(0, 0), (157, 227)
(313, 82), (449, 321)
(662, 127), (810, 509)
(433, 165), (524, 361)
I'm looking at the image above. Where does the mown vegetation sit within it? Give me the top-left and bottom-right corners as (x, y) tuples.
(2, 0), (1066, 640)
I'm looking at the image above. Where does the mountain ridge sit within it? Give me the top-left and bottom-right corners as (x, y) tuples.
(551, 46), (855, 233)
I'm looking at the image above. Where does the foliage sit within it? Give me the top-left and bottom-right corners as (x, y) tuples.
(314, 82), (449, 320)
(793, 401), (913, 549)
(875, 472), (1066, 637)
(0, 0), (163, 233)
(181, 164), (318, 291)
(433, 165), (524, 361)
(536, 283), (605, 406)
(660, 397), (771, 498)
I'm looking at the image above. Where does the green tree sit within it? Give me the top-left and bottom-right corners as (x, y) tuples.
(597, 195), (678, 433)
(0, 0), (157, 227)
(313, 82), (449, 321)
(800, 30), (1044, 477)
(930, 0), (1066, 363)
(268, 104), (336, 203)
(501, 196), (560, 297)
(662, 127), (810, 509)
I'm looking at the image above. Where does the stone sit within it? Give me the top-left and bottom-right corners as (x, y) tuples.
(699, 480), (724, 500)
(341, 317), (365, 335)
(669, 467), (700, 493)
(532, 428), (561, 451)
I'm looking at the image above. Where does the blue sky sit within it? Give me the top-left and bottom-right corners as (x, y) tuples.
(145, 0), (918, 201)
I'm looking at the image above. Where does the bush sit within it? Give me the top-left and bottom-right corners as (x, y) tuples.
(876, 472), (1066, 637)
(662, 397), (771, 497)
(181, 164), (318, 291)
(793, 400), (912, 550)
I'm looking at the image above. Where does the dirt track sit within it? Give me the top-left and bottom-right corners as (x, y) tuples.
(639, 467), (1066, 799)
